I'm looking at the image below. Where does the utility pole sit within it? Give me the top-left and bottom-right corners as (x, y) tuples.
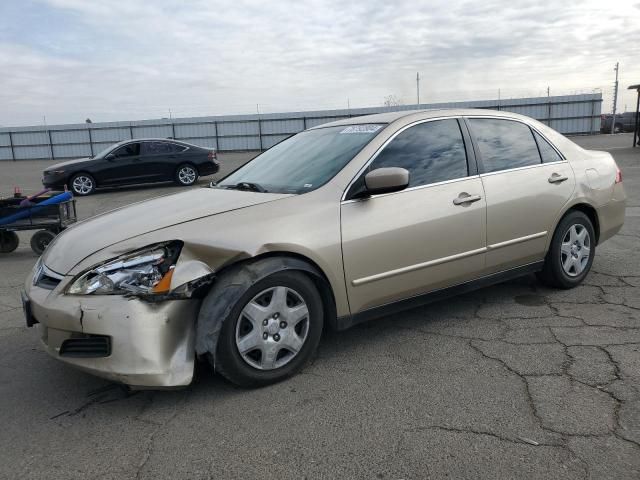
(416, 72), (420, 105)
(611, 62), (619, 134)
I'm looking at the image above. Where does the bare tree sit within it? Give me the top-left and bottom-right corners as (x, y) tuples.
(85, 118), (92, 123)
(383, 95), (402, 107)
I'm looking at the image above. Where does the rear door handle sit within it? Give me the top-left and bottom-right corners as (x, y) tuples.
(548, 173), (568, 184)
(453, 193), (482, 205)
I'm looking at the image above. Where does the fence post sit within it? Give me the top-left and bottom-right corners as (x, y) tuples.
(257, 118), (263, 151)
(214, 121), (219, 151)
(8, 131), (15, 161)
(303, 117), (307, 130)
(547, 98), (552, 128)
(590, 97), (595, 135)
(47, 129), (54, 161)
(88, 128), (95, 156)
(171, 122), (176, 139)
(129, 125), (134, 140)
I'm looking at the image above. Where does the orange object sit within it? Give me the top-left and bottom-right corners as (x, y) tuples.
(152, 267), (174, 294)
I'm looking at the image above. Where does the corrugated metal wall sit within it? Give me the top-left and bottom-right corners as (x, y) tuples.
(0, 93), (602, 161)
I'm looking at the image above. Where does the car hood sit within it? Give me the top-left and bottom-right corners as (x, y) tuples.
(45, 157), (94, 170)
(42, 188), (292, 274)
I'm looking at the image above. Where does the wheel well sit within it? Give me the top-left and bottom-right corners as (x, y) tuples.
(67, 171), (95, 186)
(216, 251), (339, 331)
(567, 204), (600, 243)
(176, 162), (196, 171)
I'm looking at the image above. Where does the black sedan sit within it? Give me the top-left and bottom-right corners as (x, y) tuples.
(42, 138), (219, 195)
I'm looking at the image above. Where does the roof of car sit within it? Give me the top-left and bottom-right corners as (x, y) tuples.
(118, 138), (191, 144)
(110, 138), (207, 149)
(311, 108), (530, 128)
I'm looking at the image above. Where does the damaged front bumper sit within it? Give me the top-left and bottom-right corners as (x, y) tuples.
(25, 273), (202, 388)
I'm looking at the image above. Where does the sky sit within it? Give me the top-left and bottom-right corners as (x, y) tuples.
(0, 0), (639, 126)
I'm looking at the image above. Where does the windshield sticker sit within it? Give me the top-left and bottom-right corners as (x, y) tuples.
(303, 184), (313, 188)
(339, 125), (383, 134)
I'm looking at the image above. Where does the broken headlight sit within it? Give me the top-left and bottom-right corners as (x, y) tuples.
(67, 242), (182, 295)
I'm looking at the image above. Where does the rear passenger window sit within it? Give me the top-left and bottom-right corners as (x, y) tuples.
(368, 119), (468, 188)
(468, 119), (541, 173)
(142, 142), (172, 155)
(533, 131), (563, 163)
(169, 143), (187, 153)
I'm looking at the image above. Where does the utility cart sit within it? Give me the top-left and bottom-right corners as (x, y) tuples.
(0, 192), (77, 254)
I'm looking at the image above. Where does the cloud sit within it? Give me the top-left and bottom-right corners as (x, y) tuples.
(0, 0), (639, 126)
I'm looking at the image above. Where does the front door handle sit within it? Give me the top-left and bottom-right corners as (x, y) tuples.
(453, 193), (482, 205)
(548, 173), (568, 184)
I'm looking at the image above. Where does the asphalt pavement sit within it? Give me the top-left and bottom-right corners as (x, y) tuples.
(0, 135), (638, 479)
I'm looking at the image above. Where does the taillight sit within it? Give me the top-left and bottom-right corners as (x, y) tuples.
(208, 150), (217, 162)
(615, 167), (622, 184)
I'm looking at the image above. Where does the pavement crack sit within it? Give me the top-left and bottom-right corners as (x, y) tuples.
(134, 389), (191, 479)
(410, 424), (562, 447)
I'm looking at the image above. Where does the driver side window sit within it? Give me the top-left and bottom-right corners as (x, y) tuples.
(368, 119), (469, 188)
(112, 143), (140, 158)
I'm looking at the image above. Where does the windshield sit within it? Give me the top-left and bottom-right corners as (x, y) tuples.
(93, 142), (124, 158)
(218, 124), (385, 194)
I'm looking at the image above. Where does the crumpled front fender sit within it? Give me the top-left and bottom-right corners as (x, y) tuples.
(195, 256), (324, 366)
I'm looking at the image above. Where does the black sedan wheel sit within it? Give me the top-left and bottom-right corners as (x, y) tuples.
(176, 164), (198, 186)
(69, 173), (96, 196)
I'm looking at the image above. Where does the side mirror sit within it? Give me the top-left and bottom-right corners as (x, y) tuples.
(105, 153), (116, 161)
(363, 167), (409, 196)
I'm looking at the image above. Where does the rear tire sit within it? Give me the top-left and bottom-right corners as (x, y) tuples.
(0, 231), (19, 253)
(30, 230), (56, 255)
(537, 211), (595, 289)
(211, 270), (323, 388)
(69, 173), (96, 196)
(175, 164), (198, 186)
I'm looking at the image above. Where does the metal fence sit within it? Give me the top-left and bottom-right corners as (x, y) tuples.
(0, 93), (602, 161)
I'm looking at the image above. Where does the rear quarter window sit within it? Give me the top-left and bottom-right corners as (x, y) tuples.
(533, 131), (563, 163)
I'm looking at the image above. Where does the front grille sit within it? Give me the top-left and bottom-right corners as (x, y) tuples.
(33, 263), (63, 290)
(59, 335), (111, 358)
(36, 272), (61, 290)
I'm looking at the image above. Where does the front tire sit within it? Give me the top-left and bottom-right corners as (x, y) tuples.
(214, 271), (323, 388)
(69, 173), (96, 196)
(537, 211), (595, 289)
(175, 164), (198, 186)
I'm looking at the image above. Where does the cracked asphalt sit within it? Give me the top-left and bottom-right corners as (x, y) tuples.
(0, 134), (638, 479)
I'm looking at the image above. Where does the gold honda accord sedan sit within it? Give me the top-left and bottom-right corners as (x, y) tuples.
(23, 109), (626, 388)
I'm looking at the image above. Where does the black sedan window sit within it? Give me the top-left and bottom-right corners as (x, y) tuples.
(113, 143), (140, 157)
(141, 142), (173, 155)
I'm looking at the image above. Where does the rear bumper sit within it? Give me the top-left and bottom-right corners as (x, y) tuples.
(198, 162), (219, 176)
(24, 275), (200, 388)
(597, 184), (626, 244)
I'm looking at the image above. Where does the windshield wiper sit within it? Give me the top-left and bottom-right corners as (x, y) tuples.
(223, 182), (268, 193)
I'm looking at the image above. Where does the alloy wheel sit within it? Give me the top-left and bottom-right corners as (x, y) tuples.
(72, 175), (93, 195)
(178, 166), (197, 185)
